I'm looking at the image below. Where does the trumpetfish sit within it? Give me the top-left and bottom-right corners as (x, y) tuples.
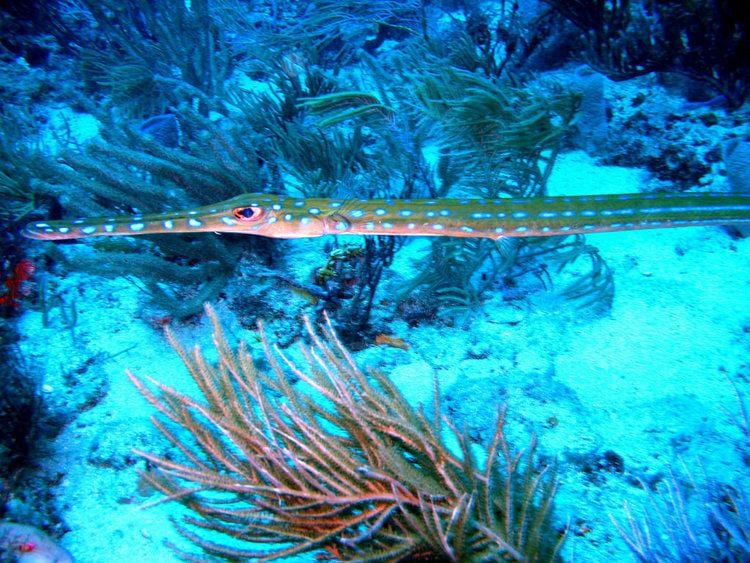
(22, 192), (750, 241)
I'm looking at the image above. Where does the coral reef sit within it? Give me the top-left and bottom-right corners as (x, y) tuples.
(5, 0), (618, 328)
(543, 0), (750, 109)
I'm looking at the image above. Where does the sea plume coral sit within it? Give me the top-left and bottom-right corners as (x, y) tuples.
(128, 305), (565, 560)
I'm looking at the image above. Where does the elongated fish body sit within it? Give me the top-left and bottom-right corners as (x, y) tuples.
(22, 192), (750, 241)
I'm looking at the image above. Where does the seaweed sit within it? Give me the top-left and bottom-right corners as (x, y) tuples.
(408, 67), (579, 197)
(78, 0), (236, 116)
(392, 60), (608, 316)
(0, 109), (49, 224)
(16, 1), (613, 325)
(130, 305), (567, 561)
(30, 107), (278, 319)
(511, 236), (614, 310)
(444, 1), (562, 80)
(398, 238), (509, 318)
(271, 123), (369, 198)
(299, 91), (396, 128)
(399, 234), (613, 321)
(252, 0), (424, 67)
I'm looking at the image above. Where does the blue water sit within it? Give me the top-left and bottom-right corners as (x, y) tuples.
(1, 1), (748, 561)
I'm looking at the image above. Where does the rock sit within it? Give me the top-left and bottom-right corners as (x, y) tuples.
(0, 522), (73, 562)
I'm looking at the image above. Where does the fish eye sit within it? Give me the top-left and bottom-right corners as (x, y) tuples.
(232, 206), (263, 222)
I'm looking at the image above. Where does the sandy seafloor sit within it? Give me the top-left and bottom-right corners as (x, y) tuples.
(16, 150), (750, 562)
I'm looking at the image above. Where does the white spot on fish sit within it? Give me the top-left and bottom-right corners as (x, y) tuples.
(382, 222), (394, 229)
(350, 210), (365, 218)
(329, 201), (342, 208)
(58, 227), (70, 234)
(271, 204), (283, 211)
(495, 227), (504, 234)
(335, 222), (348, 231)
(300, 217), (311, 226)
(308, 208), (321, 215)
(283, 213), (293, 221)
(130, 223), (145, 232)
(400, 209), (413, 217)
(460, 226), (474, 233)
(163, 220), (174, 229)
(515, 226), (528, 233)
(426, 211), (436, 218)
(581, 210), (597, 217)
(512, 211), (528, 219)
(374, 208), (387, 216)
(221, 217), (235, 226)
(432, 224), (444, 230)
(35, 223), (50, 228)
(104, 225), (115, 233)
(294, 201), (305, 207)
(188, 218), (203, 227)
(365, 222), (375, 231)
(407, 223), (416, 229)
(538, 211), (557, 219)
(439, 209), (451, 216)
